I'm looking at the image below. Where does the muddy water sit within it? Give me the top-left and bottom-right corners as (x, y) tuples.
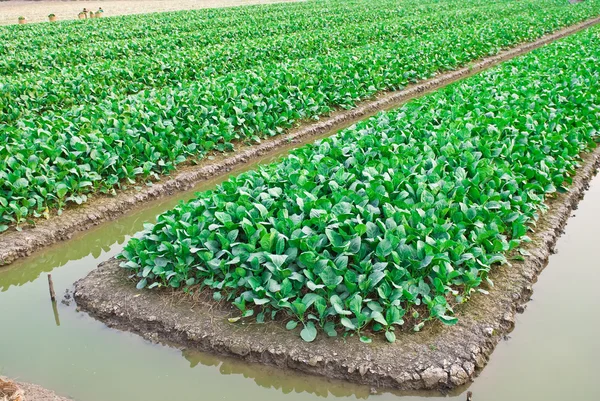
(1, 155), (599, 401)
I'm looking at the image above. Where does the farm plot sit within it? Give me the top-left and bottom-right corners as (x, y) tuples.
(0, 1), (544, 121)
(118, 25), (600, 343)
(1, 0), (600, 232)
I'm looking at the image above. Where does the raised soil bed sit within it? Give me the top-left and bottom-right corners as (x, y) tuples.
(74, 147), (600, 391)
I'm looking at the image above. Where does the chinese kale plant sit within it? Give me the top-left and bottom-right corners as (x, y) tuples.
(2, 0), (600, 231)
(120, 28), (600, 342)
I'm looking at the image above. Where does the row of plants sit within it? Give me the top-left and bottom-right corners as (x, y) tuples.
(0, 0), (405, 71)
(3, 1), (599, 122)
(120, 26), (600, 342)
(4, 0), (512, 64)
(1, 1), (599, 229)
(0, 0), (324, 52)
(0, 1), (457, 121)
(3, 1), (600, 115)
(0, 1), (546, 123)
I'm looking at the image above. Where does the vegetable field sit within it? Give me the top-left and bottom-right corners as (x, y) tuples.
(1, 0), (600, 231)
(121, 25), (600, 342)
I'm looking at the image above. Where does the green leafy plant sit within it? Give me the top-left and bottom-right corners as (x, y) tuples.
(120, 27), (600, 342)
(2, 0), (600, 230)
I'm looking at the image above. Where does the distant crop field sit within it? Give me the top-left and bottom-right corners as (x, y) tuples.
(1, 0), (599, 234)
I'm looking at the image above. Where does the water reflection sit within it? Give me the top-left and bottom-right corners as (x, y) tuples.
(0, 160), (599, 401)
(0, 220), (133, 292)
(182, 348), (372, 399)
(50, 300), (61, 326)
(180, 346), (478, 399)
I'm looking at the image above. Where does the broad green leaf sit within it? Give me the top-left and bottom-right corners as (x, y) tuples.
(360, 336), (372, 344)
(300, 322), (317, 342)
(376, 239), (393, 258)
(319, 266), (343, 288)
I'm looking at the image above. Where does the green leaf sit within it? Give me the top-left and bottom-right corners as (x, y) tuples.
(302, 293), (322, 309)
(367, 301), (383, 313)
(310, 209), (327, 219)
(359, 336), (372, 344)
(215, 212), (232, 224)
(332, 202), (352, 215)
(268, 187), (283, 198)
(420, 255), (434, 268)
(439, 315), (458, 325)
(366, 222), (379, 239)
(376, 239), (393, 258)
(300, 322), (317, 342)
(56, 183), (69, 199)
(349, 294), (363, 316)
(136, 278), (147, 290)
(340, 317), (356, 330)
(319, 266), (343, 288)
(324, 321), (337, 337)
(13, 178), (29, 190)
(268, 254), (288, 269)
(330, 294), (352, 316)
(254, 203), (269, 218)
(347, 236), (361, 253)
(325, 228), (345, 247)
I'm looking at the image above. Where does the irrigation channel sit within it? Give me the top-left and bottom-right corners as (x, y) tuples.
(1, 131), (599, 400)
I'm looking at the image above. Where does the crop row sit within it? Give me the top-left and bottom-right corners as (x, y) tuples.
(2, 0), (460, 72)
(2, 0), (600, 230)
(0, 2), (465, 121)
(3, 1), (600, 119)
(1, 2), (545, 123)
(120, 26), (600, 342)
(0, 0), (308, 54)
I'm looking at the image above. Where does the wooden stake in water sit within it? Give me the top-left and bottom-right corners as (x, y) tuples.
(51, 300), (61, 326)
(47, 274), (56, 302)
(466, 391), (473, 401)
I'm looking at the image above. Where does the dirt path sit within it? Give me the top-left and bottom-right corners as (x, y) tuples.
(0, 0), (300, 26)
(1, 15), (599, 268)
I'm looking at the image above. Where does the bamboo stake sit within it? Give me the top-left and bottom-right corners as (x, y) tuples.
(47, 274), (56, 302)
(51, 300), (61, 326)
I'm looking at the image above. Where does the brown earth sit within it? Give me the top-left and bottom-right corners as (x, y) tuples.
(1, 16), (599, 268)
(73, 147), (600, 391)
(0, 377), (71, 401)
(0, 0), (300, 26)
